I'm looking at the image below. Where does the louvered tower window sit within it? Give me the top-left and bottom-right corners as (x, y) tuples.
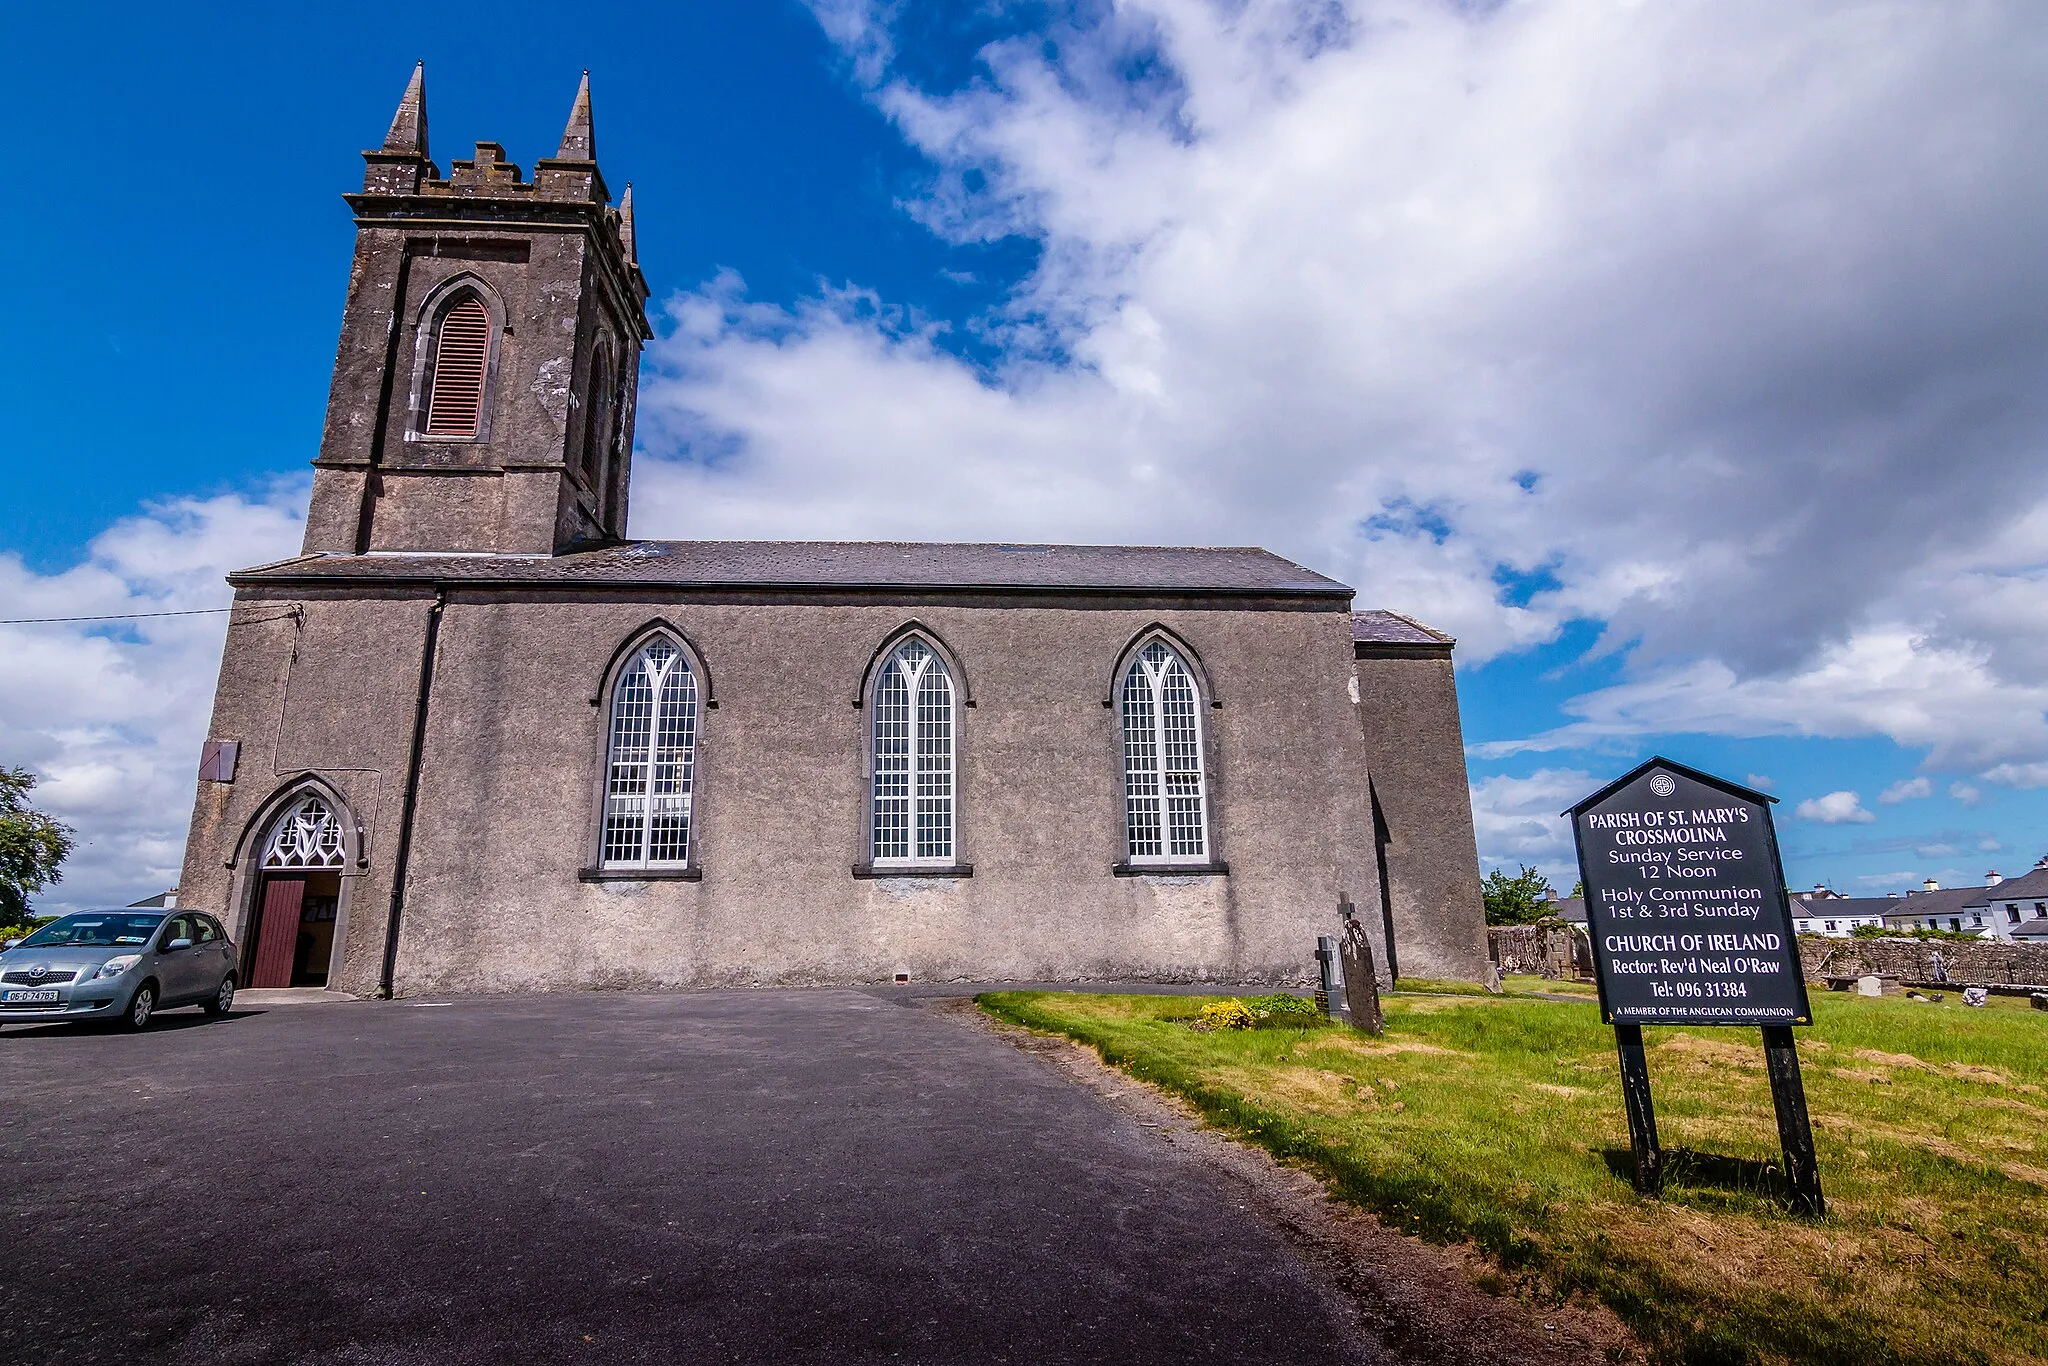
(871, 639), (955, 865)
(423, 296), (492, 437)
(1121, 641), (1209, 863)
(601, 638), (699, 869)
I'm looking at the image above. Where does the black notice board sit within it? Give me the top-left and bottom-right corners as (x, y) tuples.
(1567, 757), (1813, 1027)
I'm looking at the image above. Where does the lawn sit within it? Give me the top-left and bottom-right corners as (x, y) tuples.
(978, 981), (2048, 1366)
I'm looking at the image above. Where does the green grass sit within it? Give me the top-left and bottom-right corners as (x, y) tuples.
(978, 980), (2048, 1366)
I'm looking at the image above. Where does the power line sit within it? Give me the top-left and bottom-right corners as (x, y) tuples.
(0, 607), (235, 626)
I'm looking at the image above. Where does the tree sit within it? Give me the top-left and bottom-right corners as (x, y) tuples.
(0, 767), (73, 928)
(1482, 864), (1556, 926)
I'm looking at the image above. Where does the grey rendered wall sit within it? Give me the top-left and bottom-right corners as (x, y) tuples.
(176, 589), (438, 994)
(1351, 646), (1489, 981)
(180, 589), (1388, 995)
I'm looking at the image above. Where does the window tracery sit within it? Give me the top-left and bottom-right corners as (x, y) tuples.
(602, 637), (698, 869)
(262, 796), (348, 869)
(871, 638), (955, 865)
(1121, 640), (1209, 862)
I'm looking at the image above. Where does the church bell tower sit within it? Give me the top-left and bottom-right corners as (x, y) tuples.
(301, 66), (651, 557)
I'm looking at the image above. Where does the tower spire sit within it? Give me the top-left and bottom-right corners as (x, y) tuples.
(619, 183), (637, 264)
(384, 62), (429, 158)
(556, 71), (595, 162)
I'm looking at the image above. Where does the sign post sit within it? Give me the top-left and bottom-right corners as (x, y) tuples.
(1566, 757), (1824, 1216)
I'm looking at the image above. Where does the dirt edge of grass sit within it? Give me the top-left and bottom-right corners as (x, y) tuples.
(976, 991), (1936, 1366)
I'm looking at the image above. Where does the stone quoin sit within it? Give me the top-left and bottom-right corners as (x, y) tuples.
(175, 68), (1490, 996)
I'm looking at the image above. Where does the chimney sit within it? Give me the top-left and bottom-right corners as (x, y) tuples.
(1986, 870), (2003, 886)
(1923, 878), (1940, 893)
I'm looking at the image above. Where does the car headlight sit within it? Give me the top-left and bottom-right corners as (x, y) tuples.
(94, 955), (142, 980)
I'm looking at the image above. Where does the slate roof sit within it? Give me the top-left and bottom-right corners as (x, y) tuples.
(231, 541), (1353, 597)
(1879, 887), (1993, 921)
(1542, 896), (1587, 924)
(1983, 866), (2048, 902)
(1351, 610), (1455, 646)
(1790, 895), (1895, 920)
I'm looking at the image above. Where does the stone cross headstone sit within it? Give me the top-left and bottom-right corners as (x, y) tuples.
(1338, 895), (1385, 1036)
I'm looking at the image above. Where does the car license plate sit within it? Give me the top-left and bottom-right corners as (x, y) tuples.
(3, 989), (61, 1004)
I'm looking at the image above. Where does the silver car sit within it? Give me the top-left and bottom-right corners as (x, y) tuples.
(0, 910), (238, 1032)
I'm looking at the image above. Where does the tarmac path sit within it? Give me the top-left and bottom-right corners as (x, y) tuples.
(0, 988), (1617, 1364)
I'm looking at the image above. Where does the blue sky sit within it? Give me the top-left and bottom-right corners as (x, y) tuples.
(3, 0), (2044, 909)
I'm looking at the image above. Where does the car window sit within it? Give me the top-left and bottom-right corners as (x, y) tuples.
(194, 918), (220, 944)
(14, 914), (164, 948)
(159, 915), (193, 950)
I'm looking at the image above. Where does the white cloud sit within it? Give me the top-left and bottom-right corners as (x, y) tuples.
(630, 0), (2048, 785)
(1794, 790), (1876, 825)
(1950, 781), (1984, 807)
(0, 489), (304, 915)
(1746, 774), (1775, 791)
(1467, 767), (1591, 887)
(1880, 776), (1933, 804)
(1982, 761), (2048, 789)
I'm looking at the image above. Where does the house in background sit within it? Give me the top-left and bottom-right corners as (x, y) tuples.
(1979, 858), (2048, 941)
(1790, 885), (1890, 937)
(1877, 874), (2006, 939)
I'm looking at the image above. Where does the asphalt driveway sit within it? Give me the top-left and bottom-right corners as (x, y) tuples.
(1, 989), (1375, 1364)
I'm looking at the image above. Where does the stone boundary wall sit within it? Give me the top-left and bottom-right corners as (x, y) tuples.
(1488, 922), (1593, 978)
(1799, 936), (2048, 989)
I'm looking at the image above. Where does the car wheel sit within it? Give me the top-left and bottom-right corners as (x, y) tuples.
(120, 981), (158, 1033)
(203, 975), (237, 1017)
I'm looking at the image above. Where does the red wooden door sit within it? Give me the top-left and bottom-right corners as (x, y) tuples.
(251, 877), (305, 988)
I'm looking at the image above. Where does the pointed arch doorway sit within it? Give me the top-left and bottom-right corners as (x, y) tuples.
(246, 795), (349, 988)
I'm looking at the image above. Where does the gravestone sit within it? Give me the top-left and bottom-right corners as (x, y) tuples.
(1338, 896), (1385, 1035)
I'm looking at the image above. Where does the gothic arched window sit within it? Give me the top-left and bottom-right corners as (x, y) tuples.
(1120, 640), (1209, 863)
(422, 294), (493, 438)
(262, 796), (348, 869)
(871, 638), (955, 865)
(602, 637), (699, 869)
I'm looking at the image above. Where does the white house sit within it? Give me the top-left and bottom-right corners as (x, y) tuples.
(1790, 887), (1890, 937)
(1978, 859), (2048, 942)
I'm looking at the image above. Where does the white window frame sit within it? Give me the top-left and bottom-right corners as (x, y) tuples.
(1119, 639), (1211, 866)
(600, 636), (699, 871)
(869, 639), (956, 868)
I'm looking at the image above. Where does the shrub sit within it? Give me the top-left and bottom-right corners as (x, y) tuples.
(1189, 994), (1328, 1032)
(1240, 993), (1324, 1025)
(1193, 999), (1257, 1031)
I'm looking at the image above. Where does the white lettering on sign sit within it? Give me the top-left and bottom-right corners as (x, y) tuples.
(1572, 766), (1809, 1026)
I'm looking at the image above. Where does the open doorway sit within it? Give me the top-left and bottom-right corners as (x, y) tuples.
(245, 793), (350, 989)
(248, 870), (341, 988)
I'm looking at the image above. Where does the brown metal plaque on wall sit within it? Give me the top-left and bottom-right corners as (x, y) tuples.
(198, 739), (239, 783)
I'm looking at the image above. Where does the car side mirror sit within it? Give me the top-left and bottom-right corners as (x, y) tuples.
(169, 938), (193, 951)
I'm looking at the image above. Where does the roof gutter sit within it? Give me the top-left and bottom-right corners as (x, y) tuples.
(224, 570), (1354, 600)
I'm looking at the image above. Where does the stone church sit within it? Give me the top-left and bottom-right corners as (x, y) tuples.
(176, 69), (1488, 997)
